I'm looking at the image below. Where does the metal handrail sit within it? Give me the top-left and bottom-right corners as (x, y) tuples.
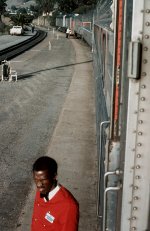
(104, 169), (123, 189)
(97, 121), (110, 218)
(103, 184), (122, 231)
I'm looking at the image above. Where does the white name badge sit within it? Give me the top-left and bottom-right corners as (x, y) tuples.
(45, 211), (55, 223)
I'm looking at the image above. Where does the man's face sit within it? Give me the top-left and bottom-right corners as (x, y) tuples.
(33, 170), (55, 194)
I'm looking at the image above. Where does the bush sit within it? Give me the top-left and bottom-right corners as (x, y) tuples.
(0, 21), (13, 35)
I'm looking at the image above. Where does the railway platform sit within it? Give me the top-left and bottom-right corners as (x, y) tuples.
(20, 39), (98, 231)
(0, 31), (98, 230)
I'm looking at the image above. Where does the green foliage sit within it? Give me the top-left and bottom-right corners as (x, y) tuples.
(0, 23), (11, 34)
(34, 0), (97, 17)
(11, 5), (18, 11)
(0, 0), (7, 24)
(29, 4), (39, 17)
(30, 4), (39, 12)
(57, 0), (97, 13)
(17, 7), (27, 15)
(0, 0), (7, 16)
(74, 5), (93, 14)
(58, 0), (78, 13)
(10, 13), (34, 27)
(35, 0), (56, 14)
(80, 0), (97, 6)
(50, 9), (59, 26)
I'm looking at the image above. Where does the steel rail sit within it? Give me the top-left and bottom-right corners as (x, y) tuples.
(0, 30), (47, 63)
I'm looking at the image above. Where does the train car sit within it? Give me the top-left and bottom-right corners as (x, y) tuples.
(56, 4), (150, 228)
(56, 14), (75, 35)
(65, 14), (74, 33)
(56, 13), (92, 43)
(93, 0), (150, 230)
(56, 14), (67, 32)
(56, 15), (64, 27)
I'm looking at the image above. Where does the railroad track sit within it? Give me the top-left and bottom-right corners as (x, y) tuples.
(0, 30), (47, 63)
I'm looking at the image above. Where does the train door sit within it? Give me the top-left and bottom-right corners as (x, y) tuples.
(94, 0), (133, 230)
(100, 0), (124, 229)
(120, 0), (150, 230)
(93, 0), (121, 230)
(94, 24), (108, 227)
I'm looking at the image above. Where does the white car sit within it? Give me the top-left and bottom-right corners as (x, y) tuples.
(10, 26), (24, 35)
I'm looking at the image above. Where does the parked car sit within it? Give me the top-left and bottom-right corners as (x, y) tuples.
(10, 26), (24, 35)
(57, 27), (67, 33)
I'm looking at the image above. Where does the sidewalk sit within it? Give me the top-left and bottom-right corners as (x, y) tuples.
(16, 37), (98, 231)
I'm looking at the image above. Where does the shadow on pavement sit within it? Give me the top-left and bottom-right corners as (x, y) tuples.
(18, 60), (93, 80)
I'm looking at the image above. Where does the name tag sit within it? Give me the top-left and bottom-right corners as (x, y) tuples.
(45, 211), (55, 223)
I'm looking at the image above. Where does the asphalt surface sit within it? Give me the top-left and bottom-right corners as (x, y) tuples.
(0, 30), (36, 50)
(0, 30), (98, 230)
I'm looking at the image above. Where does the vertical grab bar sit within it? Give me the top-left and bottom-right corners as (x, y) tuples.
(102, 184), (122, 231)
(103, 170), (122, 230)
(97, 121), (110, 218)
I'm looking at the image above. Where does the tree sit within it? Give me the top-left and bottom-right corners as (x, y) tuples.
(11, 5), (18, 11)
(0, 0), (7, 23)
(34, 0), (97, 16)
(17, 7), (27, 15)
(80, 0), (97, 6)
(29, 4), (40, 17)
(35, 0), (56, 14)
(57, 0), (97, 14)
(58, 0), (78, 13)
(10, 13), (34, 27)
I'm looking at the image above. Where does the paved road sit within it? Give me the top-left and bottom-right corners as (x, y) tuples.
(0, 30), (36, 50)
(0, 31), (98, 230)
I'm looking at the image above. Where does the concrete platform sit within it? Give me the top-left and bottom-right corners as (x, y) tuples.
(12, 36), (98, 230)
(17, 39), (98, 231)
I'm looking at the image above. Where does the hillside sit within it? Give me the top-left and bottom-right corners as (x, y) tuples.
(6, 0), (36, 9)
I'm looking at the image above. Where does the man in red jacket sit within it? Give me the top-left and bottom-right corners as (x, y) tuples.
(31, 156), (79, 231)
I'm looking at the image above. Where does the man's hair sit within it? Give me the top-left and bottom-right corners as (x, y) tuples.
(32, 156), (57, 177)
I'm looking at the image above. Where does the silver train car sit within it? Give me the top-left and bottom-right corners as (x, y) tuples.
(56, 13), (92, 46)
(56, 1), (150, 229)
(94, 0), (150, 230)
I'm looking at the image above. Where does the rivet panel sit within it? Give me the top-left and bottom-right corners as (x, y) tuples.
(121, 1), (150, 230)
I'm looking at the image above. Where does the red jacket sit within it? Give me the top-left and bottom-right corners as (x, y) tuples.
(31, 186), (79, 231)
